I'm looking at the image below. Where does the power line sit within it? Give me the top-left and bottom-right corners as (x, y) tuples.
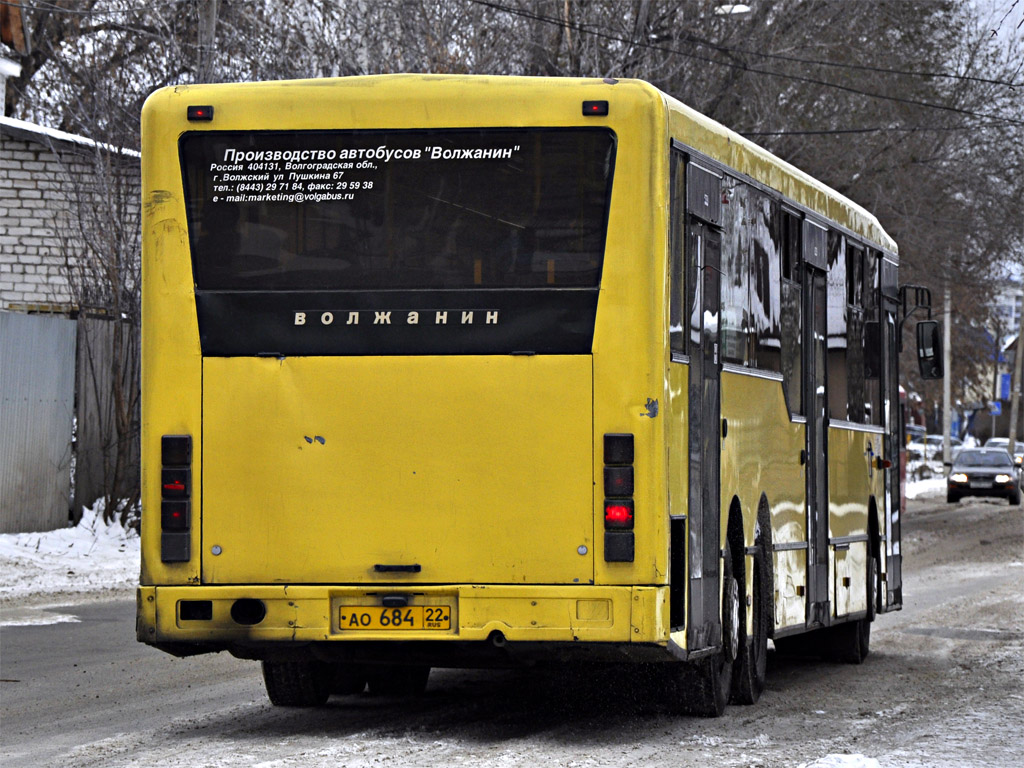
(473, 0), (1019, 87)
(0, 0), (182, 18)
(741, 122), (1018, 137)
(680, 29), (1021, 89)
(470, 0), (1024, 127)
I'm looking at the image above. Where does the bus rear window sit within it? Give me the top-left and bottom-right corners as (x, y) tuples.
(179, 129), (616, 291)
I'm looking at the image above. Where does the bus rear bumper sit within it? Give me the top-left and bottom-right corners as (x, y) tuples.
(137, 584), (670, 663)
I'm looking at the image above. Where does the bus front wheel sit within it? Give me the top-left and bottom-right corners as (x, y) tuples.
(261, 660), (331, 707)
(824, 556), (876, 664)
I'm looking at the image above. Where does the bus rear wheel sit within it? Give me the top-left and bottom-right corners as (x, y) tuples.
(731, 547), (768, 705)
(674, 539), (738, 717)
(261, 660), (331, 707)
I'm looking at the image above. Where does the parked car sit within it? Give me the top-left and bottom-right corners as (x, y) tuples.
(925, 434), (961, 460)
(908, 434), (961, 463)
(947, 448), (1021, 504)
(983, 437), (1024, 468)
(905, 424), (926, 445)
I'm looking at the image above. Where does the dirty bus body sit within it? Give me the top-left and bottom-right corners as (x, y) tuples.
(138, 75), (919, 716)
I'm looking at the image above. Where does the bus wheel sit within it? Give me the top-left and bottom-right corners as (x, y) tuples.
(731, 548), (768, 705)
(825, 556), (875, 665)
(676, 539), (737, 717)
(261, 660), (331, 707)
(366, 665), (430, 696)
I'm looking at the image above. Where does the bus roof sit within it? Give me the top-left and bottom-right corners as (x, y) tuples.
(145, 73), (897, 255)
(654, 85), (897, 255)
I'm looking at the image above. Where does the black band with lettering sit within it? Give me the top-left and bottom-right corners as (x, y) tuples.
(194, 288), (599, 356)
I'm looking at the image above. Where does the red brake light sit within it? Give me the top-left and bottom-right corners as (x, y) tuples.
(605, 503), (634, 528)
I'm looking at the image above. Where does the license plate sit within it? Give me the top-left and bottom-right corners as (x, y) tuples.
(969, 480), (992, 489)
(339, 605), (451, 631)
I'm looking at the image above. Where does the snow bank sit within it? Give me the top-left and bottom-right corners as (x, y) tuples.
(799, 756), (882, 768)
(905, 477), (947, 500)
(0, 502), (139, 604)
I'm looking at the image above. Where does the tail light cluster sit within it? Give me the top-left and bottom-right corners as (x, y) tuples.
(160, 435), (192, 563)
(603, 433), (635, 562)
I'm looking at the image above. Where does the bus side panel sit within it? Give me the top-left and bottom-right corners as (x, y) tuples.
(140, 94), (203, 586)
(827, 426), (879, 617)
(719, 370), (806, 634)
(592, 87), (668, 590)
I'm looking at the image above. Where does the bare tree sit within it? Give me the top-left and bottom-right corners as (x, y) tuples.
(49, 74), (141, 526)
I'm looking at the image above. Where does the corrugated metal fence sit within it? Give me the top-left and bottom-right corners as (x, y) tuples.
(73, 316), (140, 521)
(0, 311), (77, 533)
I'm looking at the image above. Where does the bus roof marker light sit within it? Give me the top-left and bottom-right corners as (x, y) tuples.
(187, 105), (214, 121)
(582, 100), (608, 117)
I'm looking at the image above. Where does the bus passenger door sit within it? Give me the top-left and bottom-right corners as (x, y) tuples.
(687, 219), (723, 652)
(804, 261), (830, 627)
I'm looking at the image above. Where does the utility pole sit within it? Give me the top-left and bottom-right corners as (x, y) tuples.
(1009, 286), (1024, 454)
(196, 0), (220, 84)
(942, 285), (952, 466)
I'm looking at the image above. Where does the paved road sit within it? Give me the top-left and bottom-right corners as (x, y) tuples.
(2, 496), (1021, 767)
(1, 599), (261, 766)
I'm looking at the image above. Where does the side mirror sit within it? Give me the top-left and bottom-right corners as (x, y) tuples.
(864, 321), (880, 379)
(916, 320), (943, 379)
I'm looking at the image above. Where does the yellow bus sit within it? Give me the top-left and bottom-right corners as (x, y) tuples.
(137, 75), (941, 716)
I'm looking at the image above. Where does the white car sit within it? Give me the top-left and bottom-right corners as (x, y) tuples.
(924, 434), (962, 461)
(983, 437), (1024, 469)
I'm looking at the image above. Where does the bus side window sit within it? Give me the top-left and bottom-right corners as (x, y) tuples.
(846, 242), (867, 424)
(780, 211), (803, 415)
(827, 230), (849, 421)
(750, 192), (781, 374)
(720, 178), (751, 365)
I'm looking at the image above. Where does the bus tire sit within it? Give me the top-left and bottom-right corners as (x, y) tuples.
(366, 665), (430, 696)
(261, 660), (331, 707)
(731, 547), (768, 705)
(825, 556), (875, 664)
(677, 538), (737, 717)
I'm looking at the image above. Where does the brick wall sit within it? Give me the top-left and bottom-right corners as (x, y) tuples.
(0, 123), (140, 312)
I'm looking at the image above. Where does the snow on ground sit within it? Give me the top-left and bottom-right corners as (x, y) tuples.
(0, 502), (139, 621)
(799, 757), (881, 768)
(905, 476), (947, 500)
